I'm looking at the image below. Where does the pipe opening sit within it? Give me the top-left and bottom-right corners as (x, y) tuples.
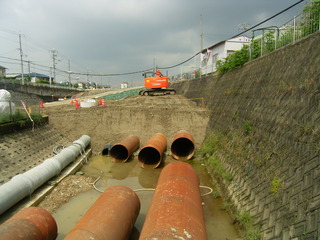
(102, 144), (112, 156)
(171, 138), (195, 160)
(138, 147), (161, 167)
(110, 145), (129, 162)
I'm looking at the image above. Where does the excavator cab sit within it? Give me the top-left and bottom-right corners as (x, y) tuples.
(139, 69), (176, 96)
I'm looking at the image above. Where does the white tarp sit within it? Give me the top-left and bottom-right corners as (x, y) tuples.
(0, 89), (15, 116)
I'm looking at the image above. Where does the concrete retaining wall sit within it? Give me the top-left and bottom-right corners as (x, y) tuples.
(171, 32), (320, 239)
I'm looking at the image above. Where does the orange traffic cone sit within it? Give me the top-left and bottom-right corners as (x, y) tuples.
(97, 98), (102, 105)
(101, 99), (106, 107)
(40, 101), (44, 108)
(74, 100), (79, 109)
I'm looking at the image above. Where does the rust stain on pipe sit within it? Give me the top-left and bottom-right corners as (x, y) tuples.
(171, 130), (195, 160)
(139, 162), (207, 240)
(138, 133), (167, 168)
(0, 207), (57, 240)
(64, 185), (140, 240)
(110, 135), (140, 162)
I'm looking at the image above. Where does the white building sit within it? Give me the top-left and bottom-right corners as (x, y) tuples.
(120, 82), (128, 89)
(0, 66), (6, 77)
(201, 36), (251, 75)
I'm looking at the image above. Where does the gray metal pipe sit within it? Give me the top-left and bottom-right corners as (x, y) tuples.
(0, 135), (91, 215)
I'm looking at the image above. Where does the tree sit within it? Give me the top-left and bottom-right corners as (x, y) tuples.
(303, 0), (320, 35)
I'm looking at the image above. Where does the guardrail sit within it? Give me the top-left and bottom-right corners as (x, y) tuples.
(0, 78), (84, 91)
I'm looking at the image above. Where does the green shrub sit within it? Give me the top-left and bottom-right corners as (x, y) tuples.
(244, 120), (253, 135)
(216, 45), (250, 74)
(201, 135), (217, 155)
(236, 210), (261, 240)
(270, 176), (282, 194)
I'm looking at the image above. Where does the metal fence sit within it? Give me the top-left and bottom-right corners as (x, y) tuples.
(170, 7), (320, 80)
(252, 9), (320, 57)
(0, 78), (83, 91)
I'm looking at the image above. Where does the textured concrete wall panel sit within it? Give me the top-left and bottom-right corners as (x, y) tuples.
(171, 32), (320, 239)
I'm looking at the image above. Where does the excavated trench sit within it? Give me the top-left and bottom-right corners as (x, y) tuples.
(0, 93), (240, 239)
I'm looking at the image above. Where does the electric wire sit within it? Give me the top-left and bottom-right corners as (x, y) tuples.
(230, 0), (306, 39)
(0, 0), (306, 78)
(92, 173), (214, 197)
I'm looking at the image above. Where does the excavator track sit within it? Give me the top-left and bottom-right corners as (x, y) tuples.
(139, 88), (176, 96)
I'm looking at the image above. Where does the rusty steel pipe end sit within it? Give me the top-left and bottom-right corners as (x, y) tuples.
(65, 185), (140, 240)
(139, 161), (207, 240)
(110, 135), (140, 162)
(138, 133), (167, 168)
(171, 130), (195, 161)
(0, 207), (57, 240)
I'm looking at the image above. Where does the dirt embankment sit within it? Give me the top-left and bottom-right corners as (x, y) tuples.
(1, 93), (210, 215)
(41, 94), (210, 153)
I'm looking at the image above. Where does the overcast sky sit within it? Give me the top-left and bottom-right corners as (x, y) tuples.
(0, 0), (307, 87)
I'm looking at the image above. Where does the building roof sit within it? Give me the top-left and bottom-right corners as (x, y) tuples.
(0, 65), (7, 69)
(201, 35), (251, 54)
(15, 72), (50, 79)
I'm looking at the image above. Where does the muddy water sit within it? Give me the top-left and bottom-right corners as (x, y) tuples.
(53, 155), (240, 240)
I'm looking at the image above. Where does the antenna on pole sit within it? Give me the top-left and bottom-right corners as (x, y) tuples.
(50, 49), (58, 84)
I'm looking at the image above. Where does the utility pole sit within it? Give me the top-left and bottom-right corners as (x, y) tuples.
(19, 34), (25, 85)
(50, 49), (58, 84)
(200, 14), (203, 79)
(49, 67), (52, 87)
(68, 59), (71, 86)
(27, 61), (31, 80)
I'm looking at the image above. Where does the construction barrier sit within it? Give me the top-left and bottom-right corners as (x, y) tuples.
(75, 100), (80, 109)
(64, 185), (140, 240)
(139, 162), (207, 239)
(101, 99), (106, 107)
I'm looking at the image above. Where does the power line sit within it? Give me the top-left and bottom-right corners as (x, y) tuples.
(230, 0), (306, 38)
(0, 0), (307, 78)
(158, 52), (200, 70)
(0, 26), (19, 35)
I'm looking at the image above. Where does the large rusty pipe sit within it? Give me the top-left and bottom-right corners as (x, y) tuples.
(110, 135), (140, 162)
(139, 162), (207, 240)
(0, 207), (57, 240)
(171, 130), (195, 160)
(138, 133), (167, 168)
(64, 185), (140, 240)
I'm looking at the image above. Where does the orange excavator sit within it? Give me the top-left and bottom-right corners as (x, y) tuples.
(139, 69), (176, 96)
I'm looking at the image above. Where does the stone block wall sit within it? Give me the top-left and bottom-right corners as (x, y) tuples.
(171, 32), (320, 239)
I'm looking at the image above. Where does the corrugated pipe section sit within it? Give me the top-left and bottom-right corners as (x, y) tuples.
(110, 135), (140, 162)
(0, 135), (91, 215)
(139, 162), (207, 240)
(64, 185), (140, 240)
(138, 133), (167, 168)
(171, 130), (195, 160)
(0, 207), (57, 240)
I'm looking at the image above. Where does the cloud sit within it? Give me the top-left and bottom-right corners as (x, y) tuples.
(0, 0), (306, 85)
